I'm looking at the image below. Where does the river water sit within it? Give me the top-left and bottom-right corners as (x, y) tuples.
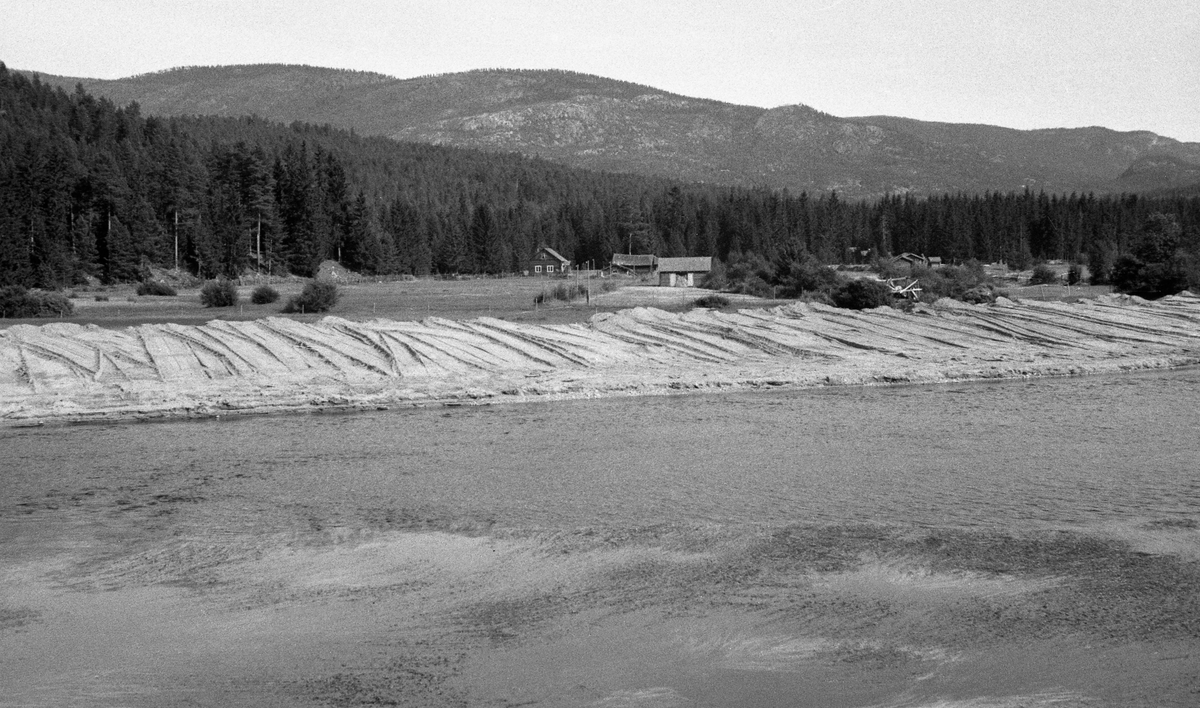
(3, 368), (1200, 708)
(12, 367), (1198, 534)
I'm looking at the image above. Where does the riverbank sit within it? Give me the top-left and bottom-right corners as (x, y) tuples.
(2, 292), (1199, 426)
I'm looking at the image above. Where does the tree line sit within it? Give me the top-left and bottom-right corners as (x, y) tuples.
(3, 62), (1199, 291)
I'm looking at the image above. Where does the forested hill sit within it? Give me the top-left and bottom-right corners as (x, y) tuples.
(3, 63), (1199, 292)
(27, 64), (1200, 199)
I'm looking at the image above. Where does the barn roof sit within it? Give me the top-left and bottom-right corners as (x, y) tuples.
(657, 256), (713, 273)
(612, 253), (657, 267)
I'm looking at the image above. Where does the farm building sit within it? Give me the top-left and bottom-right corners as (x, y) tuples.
(527, 246), (570, 276)
(892, 253), (942, 269)
(657, 256), (713, 287)
(611, 253), (657, 276)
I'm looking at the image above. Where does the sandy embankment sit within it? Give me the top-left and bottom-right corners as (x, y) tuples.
(2, 293), (1199, 425)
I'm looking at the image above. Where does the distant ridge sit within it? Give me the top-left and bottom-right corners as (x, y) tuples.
(24, 63), (1200, 199)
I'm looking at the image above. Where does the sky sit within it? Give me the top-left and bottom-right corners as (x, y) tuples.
(4, 0), (1198, 141)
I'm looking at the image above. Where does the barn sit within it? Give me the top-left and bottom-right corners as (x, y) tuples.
(611, 253), (657, 276)
(657, 256), (713, 287)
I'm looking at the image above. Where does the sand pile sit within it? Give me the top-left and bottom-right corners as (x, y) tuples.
(2, 294), (1199, 424)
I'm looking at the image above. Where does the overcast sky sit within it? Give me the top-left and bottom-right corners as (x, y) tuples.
(5, 0), (1198, 141)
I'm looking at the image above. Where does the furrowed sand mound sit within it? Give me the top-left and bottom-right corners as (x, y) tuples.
(2, 293), (1199, 425)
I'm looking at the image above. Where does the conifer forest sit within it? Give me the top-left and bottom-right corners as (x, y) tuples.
(3, 63), (1198, 290)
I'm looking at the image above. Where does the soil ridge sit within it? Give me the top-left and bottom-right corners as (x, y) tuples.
(3, 293), (1199, 426)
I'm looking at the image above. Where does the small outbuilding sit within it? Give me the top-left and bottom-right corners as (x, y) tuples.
(657, 256), (713, 287)
(611, 253), (658, 276)
(892, 253), (942, 269)
(527, 246), (570, 276)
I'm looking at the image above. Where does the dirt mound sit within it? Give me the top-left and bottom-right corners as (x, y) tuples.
(3, 297), (1200, 425)
(316, 260), (358, 282)
(143, 264), (201, 287)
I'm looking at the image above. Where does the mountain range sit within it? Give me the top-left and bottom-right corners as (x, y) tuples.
(25, 64), (1200, 199)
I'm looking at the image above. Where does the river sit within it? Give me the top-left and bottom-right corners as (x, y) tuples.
(2, 368), (1199, 707)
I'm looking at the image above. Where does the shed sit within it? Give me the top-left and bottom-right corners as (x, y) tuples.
(657, 256), (713, 287)
(527, 245), (570, 276)
(892, 252), (930, 267)
(611, 253), (657, 275)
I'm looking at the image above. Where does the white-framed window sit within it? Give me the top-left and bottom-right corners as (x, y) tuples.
(535, 265), (542, 273)
(546, 265), (554, 273)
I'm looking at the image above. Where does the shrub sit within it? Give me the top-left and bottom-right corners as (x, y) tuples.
(31, 290), (73, 316)
(700, 259), (728, 290)
(136, 281), (177, 296)
(693, 293), (732, 309)
(831, 279), (893, 310)
(0, 286), (32, 317)
(1066, 263), (1083, 286)
(533, 283), (587, 304)
(961, 285), (998, 304)
(200, 279), (239, 307)
(720, 253), (778, 298)
(251, 284), (280, 304)
(596, 278), (621, 294)
(0, 286), (74, 318)
(283, 280), (339, 313)
(1111, 255), (1191, 299)
(1028, 264), (1059, 285)
(907, 262), (991, 302)
(871, 256), (908, 280)
(776, 256), (844, 298)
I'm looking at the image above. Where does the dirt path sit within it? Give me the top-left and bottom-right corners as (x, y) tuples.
(3, 293), (1199, 426)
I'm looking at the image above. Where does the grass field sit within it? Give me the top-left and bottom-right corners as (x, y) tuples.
(0, 271), (1118, 331)
(0, 276), (661, 329)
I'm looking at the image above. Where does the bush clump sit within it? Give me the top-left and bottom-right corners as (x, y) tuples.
(1111, 255), (1193, 300)
(907, 261), (991, 302)
(0, 285), (74, 318)
(713, 253), (777, 298)
(961, 285), (998, 304)
(1028, 264), (1059, 285)
(136, 281), (177, 296)
(831, 279), (893, 310)
(776, 256), (844, 298)
(533, 283), (587, 304)
(250, 284), (280, 304)
(200, 279), (239, 308)
(693, 293), (732, 309)
(283, 281), (339, 313)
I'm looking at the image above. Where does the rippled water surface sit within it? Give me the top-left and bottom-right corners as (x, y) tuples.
(12, 367), (1200, 533)
(5, 368), (1200, 708)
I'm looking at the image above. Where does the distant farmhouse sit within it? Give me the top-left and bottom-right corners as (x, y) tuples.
(657, 256), (713, 287)
(527, 245), (570, 276)
(611, 253), (657, 276)
(892, 253), (941, 268)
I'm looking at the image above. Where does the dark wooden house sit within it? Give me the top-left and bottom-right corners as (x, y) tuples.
(527, 246), (570, 276)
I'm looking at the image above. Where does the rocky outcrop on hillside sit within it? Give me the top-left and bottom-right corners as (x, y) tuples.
(26, 65), (1200, 198)
(3, 294), (1199, 425)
